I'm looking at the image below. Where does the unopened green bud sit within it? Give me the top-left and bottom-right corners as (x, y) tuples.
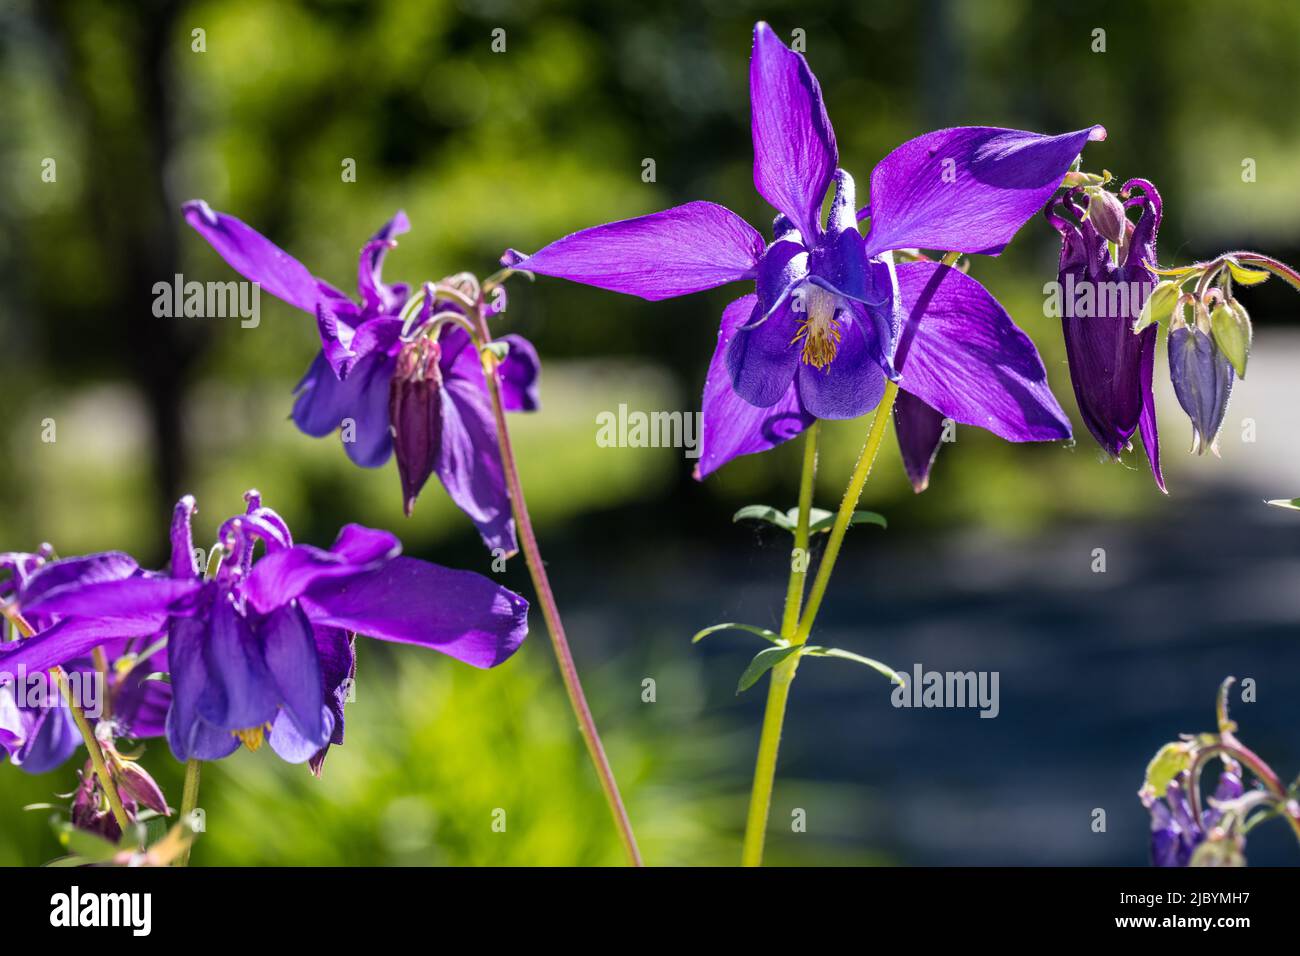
(1210, 300), (1251, 378)
(1134, 280), (1181, 332)
(1087, 189), (1128, 243)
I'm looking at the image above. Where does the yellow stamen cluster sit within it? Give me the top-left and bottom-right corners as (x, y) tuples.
(791, 285), (842, 370)
(234, 724), (271, 752)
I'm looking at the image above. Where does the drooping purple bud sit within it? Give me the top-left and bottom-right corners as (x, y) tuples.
(1169, 324), (1235, 456)
(70, 760), (131, 842)
(1044, 180), (1165, 491)
(116, 759), (170, 816)
(389, 337), (444, 516)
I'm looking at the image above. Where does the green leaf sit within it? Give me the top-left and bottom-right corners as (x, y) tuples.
(1266, 497), (1300, 511)
(1227, 259), (1272, 286)
(1143, 261), (1201, 278)
(787, 506), (833, 528)
(732, 505), (795, 532)
(691, 622), (783, 645)
(736, 645), (800, 694)
(1142, 741), (1192, 799)
(807, 510), (887, 535)
(53, 821), (119, 863)
(802, 646), (903, 683)
(1210, 302), (1251, 378)
(1134, 280), (1181, 332)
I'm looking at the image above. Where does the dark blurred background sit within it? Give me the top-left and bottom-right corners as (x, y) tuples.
(2, 0), (1299, 865)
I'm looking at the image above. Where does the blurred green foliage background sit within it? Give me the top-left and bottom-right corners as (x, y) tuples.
(2, 0), (1299, 866)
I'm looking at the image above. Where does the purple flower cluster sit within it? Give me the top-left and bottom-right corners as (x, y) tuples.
(184, 204), (540, 552)
(1, 492), (528, 774)
(511, 23), (1102, 488)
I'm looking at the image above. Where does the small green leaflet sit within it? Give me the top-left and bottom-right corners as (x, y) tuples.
(691, 622), (783, 645)
(733, 505), (886, 535)
(807, 510), (886, 534)
(1226, 259), (1271, 286)
(736, 645), (800, 693)
(1266, 497), (1300, 512)
(802, 646), (903, 683)
(732, 505), (794, 531)
(1142, 741), (1192, 799)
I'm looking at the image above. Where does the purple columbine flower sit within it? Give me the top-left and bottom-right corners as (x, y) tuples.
(182, 203), (540, 552)
(2, 548), (180, 773)
(508, 22), (1100, 487)
(1144, 768), (1244, 867)
(1168, 320), (1235, 456)
(1045, 180), (1165, 491)
(2, 492), (529, 770)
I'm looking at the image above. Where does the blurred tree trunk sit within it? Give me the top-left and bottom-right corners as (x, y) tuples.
(37, 0), (204, 555)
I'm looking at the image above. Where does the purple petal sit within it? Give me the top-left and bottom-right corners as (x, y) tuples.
(299, 557), (529, 669)
(19, 552), (139, 607)
(21, 575), (202, 623)
(357, 210), (411, 314)
(269, 706), (335, 764)
(749, 21), (838, 243)
(329, 524), (403, 566)
(436, 378), (517, 554)
(261, 602), (328, 747)
(894, 262), (1071, 442)
(108, 663), (172, 740)
(165, 616), (241, 762)
(495, 335), (541, 412)
(863, 125), (1106, 258)
(795, 307), (888, 420)
(727, 298), (802, 408)
(197, 596), (279, 731)
(170, 496), (200, 580)
(1138, 322), (1165, 493)
(725, 240), (807, 407)
(697, 295), (814, 479)
(515, 202), (765, 301)
(182, 200), (329, 313)
(315, 299), (402, 380)
(308, 627), (355, 776)
(242, 526), (401, 615)
(0, 617), (167, 677)
(6, 702), (78, 774)
(291, 350), (396, 468)
(893, 389), (948, 493)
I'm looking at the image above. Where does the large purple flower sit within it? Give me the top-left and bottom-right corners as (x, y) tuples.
(1, 492), (529, 769)
(1045, 180), (1164, 491)
(511, 22), (1099, 486)
(183, 202), (540, 552)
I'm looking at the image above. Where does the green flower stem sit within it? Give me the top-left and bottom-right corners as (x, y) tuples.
(793, 380), (900, 645)
(780, 421), (821, 634)
(1, 602), (133, 837)
(469, 299), (644, 867)
(177, 758), (202, 867)
(741, 421), (820, 867)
